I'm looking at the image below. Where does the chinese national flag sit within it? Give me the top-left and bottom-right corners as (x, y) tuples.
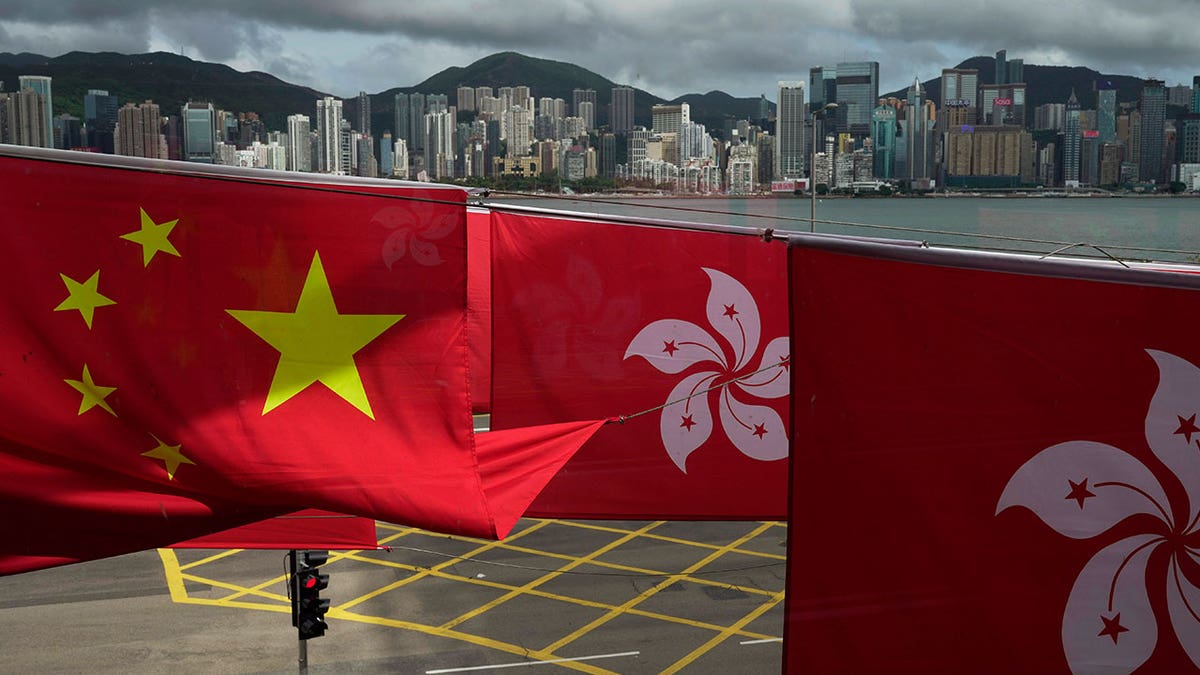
(491, 210), (790, 519)
(170, 510), (379, 551)
(786, 236), (1200, 672)
(0, 148), (600, 574)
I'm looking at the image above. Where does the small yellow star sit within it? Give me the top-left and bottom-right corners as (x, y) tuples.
(64, 364), (117, 416)
(227, 251), (404, 419)
(141, 434), (194, 480)
(121, 208), (181, 267)
(54, 270), (116, 329)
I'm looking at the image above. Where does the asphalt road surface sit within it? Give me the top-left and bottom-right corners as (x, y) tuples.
(0, 519), (786, 674)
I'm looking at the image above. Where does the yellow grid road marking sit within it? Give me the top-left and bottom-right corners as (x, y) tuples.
(438, 521), (664, 630)
(541, 521), (779, 654)
(157, 519), (785, 672)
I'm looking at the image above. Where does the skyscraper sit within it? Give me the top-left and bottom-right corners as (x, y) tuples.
(834, 62), (879, 138)
(903, 78), (930, 181)
(316, 96), (344, 174)
(1063, 90), (1081, 186)
(456, 86), (476, 112)
(871, 103), (897, 179)
(286, 114), (311, 171)
(809, 66), (836, 109)
(775, 81), (806, 179)
(393, 92), (410, 150)
(182, 101), (216, 163)
(573, 89), (597, 130)
(408, 93), (426, 152)
(357, 91), (372, 138)
(651, 103), (690, 135)
(1138, 79), (1167, 183)
(18, 75), (52, 147)
(940, 69), (978, 129)
(116, 100), (165, 159)
(84, 89), (118, 153)
(995, 50), (1007, 85)
(611, 86), (635, 133)
(1096, 81), (1117, 144)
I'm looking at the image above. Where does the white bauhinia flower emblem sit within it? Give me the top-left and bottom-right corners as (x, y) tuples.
(997, 350), (1200, 673)
(624, 268), (789, 472)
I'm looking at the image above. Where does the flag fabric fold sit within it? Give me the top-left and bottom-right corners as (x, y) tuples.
(490, 209), (790, 519)
(785, 234), (1200, 673)
(0, 148), (600, 574)
(169, 510), (380, 551)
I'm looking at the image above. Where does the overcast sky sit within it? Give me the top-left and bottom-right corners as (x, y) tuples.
(1, 1), (1198, 100)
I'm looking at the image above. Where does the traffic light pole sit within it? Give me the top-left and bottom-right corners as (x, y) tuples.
(289, 549), (329, 674)
(289, 550), (308, 675)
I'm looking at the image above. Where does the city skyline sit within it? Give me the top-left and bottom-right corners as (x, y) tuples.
(1, 1), (1198, 100)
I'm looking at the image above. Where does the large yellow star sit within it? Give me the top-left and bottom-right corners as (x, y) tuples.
(64, 364), (117, 416)
(141, 434), (194, 480)
(54, 270), (116, 329)
(121, 208), (181, 267)
(226, 252), (405, 419)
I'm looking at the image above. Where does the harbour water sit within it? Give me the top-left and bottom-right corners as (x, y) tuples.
(493, 195), (1200, 263)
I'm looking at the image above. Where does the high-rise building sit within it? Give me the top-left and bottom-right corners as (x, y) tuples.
(1034, 103), (1066, 131)
(286, 114), (311, 171)
(611, 86), (635, 133)
(903, 78), (931, 181)
(475, 87), (493, 107)
(427, 94), (449, 114)
(979, 83), (1026, 126)
(1181, 77), (1200, 165)
(2, 87), (47, 147)
(651, 103), (690, 135)
(940, 69), (978, 129)
(316, 96), (344, 174)
(393, 92), (410, 150)
(1063, 90), (1082, 186)
(53, 113), (82, 149)
(774, 81), (806, 179)
(357, 91), (372, 138)
(834, 62), (879, 138)
(456, 86), (476, 112)
(504, 105), (532, 157)
(116, 100), (165, 159)
(995, 50), (1007, 85)
(408, 93), (426, 151)
(182, 102), (216, 163)
(578, 101), (594, 132)
(809, 66), (836, 110)
(84, 89), (118, 153)
(1139, 79), (1167, 183)
(871, 103), (897, 179)
(423, 110), (455, 178)
(572, 89), (597, 129)
(1096, 81), (1117, 144)
(18, 75), (52, 147)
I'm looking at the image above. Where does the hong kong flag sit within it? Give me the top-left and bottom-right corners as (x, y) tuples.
(785, 236), (1200, 673)
(491, 209), (789, 519)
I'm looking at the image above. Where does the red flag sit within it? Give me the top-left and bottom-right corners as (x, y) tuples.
(491, 209), (790, 519)
(786, 236), (1200, 672)
(0, 148), (600, 573)
(467, 207), (492, 413)
(170, 511), (378, 550)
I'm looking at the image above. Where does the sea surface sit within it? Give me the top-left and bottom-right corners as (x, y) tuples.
(490, 195), (1200, 263)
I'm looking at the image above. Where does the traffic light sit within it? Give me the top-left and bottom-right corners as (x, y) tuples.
(289, 550), (330, 640)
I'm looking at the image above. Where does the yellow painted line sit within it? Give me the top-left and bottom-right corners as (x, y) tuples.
(541, 521), (779, 654)
(438, 521), (663, 630)
(337, 519), (553, 611)
(460, 540), (783, 597)
(174, 548), (244, 571)
(660, 591), (786, 674)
